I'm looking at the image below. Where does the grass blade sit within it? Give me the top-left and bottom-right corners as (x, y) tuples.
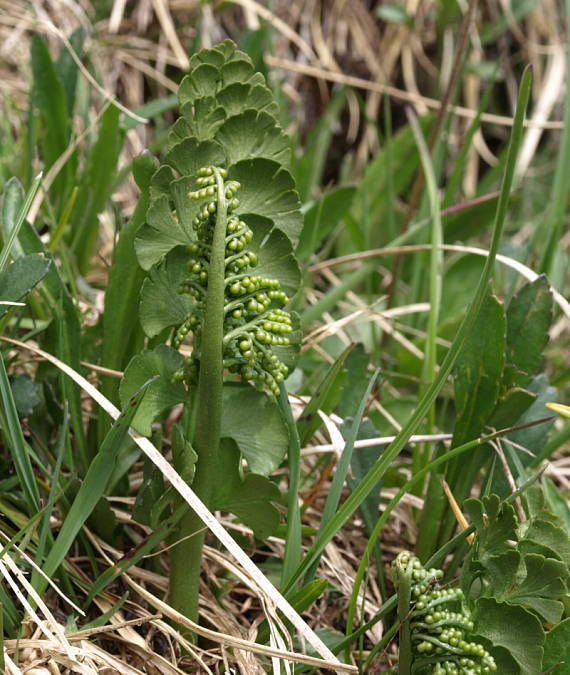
(0, 173), (42, 268)
(39, 377), (154, 590)
(284, 66), (533, 593)
(0, 352), (40, 512)
(304, 369), (380, 583)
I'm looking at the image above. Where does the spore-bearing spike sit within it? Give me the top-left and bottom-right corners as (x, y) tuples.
(174, 165), (293, 394)
(393, 552), (497, 674)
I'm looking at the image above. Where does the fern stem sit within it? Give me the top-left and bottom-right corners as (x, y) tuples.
(396, 557), (413, 675)
(170, 168), (228, 625)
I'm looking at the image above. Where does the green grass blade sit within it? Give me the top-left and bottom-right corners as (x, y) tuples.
(296, 344), (353, 445)
(539, 0), (570, 275)
(304, 369), (380, 583)
(31, 405), (69, 590)
(0, 173), (42, 268)
(98, 151), (157, 444)
(70, 105), (124, 274)
(31, 34), (74, 212)
(283, 66), (533, 593)
(408, 107), (443, 426)
(39, 378), (154, 590)
(0, 352), (40, 512)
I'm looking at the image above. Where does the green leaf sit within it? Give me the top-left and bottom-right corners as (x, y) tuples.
(296, 186), (357, 262)
(229, 159), (303, 244)
(101, 151), (158, 381)
(377, 4), (413, 24)
(521, 517), (570, 566)
(488, 387), (536, 429)
(452, 293), (506, 446)
(244, 215), (301, 298)
(133, 456), (165, 527)
(543, 617), (570, 672)
(40, 378), (152, 588)
(135, 190), (196, 270)
(215, 110), (290, 167)
(505, 276), (553, 389)
(474, 598), (544, 675)
(31, 34), (73, 197)
(484, 551), (567, 624)
(0, 253), (51, 318)
(0, 353), (40, 514)
(56, 26), (85, 116)
(165, 138), (225, 179)
(216, 81), (279, 120)
(70, 105), (124, 273)
(139, 247), (196, 337)
(1, 177), (25, 259)
(464, 495), (518, 563)
(221, 383), (289, 475)
(172, 423), (198, 485)
(542, 477), (570, 533)
(296, 345), (352, 446)
(211, 439), (281, 539)
(10, 374), (41, 418)
(119, 345), (186, 436)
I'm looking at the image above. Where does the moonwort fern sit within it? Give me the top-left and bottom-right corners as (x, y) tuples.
(393, 552), (496, 674)
(121, 41), (302, 625)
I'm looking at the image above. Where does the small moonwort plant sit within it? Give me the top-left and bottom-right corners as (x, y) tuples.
(120, 40), (303, 625)
(393, 552), (496, 674)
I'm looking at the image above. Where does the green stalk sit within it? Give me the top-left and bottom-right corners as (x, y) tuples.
(170, 168), (228, 625)
(395, 555), (413, 675)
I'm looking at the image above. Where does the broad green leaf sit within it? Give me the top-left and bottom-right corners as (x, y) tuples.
(452, 293), (506, 446)
(211, 439), (281, 539)
(244, 215), (301, 298)
(543, 617), (570, 672)
(505, 276), (552, 389)
(484, 551), (567, 624)
(119, 345), (186, 436)
(474, 598), (544, 675)
(520, 517), (570, 566)
(133, 456), (166, 527)
(0, 253), (51, 318)
(215, 110), (290, 167)
(139, 247), (196, 338)
(135, 191), (196, 270)
(165, 138), (225, 179)
(216, 81), (279, 120)
(221, 383), (289, 475)
(296, 186), (357, 261)
(230, 159), (303, 244)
